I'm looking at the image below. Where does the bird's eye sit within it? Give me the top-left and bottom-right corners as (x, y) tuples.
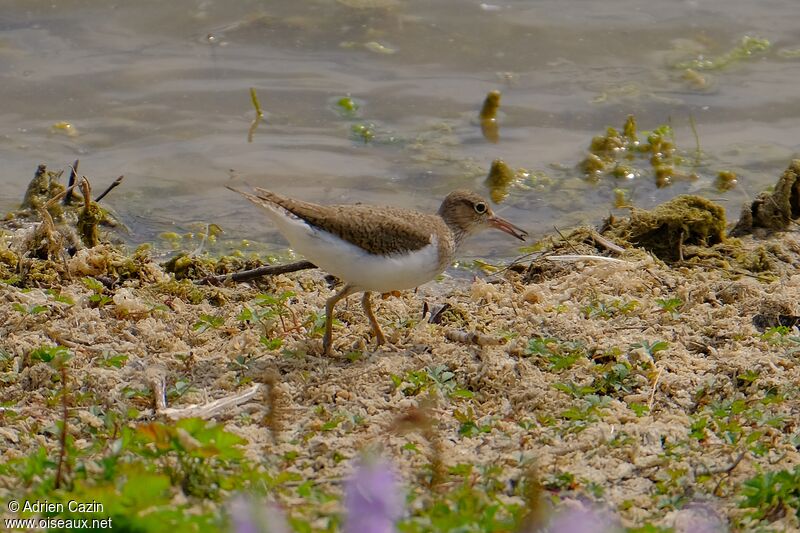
(474, 202), (487, 214)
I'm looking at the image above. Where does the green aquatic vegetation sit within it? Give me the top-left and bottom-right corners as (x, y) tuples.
(715, 170), (738, 192)
(484, 158), (516, 203)
(479, 89), (501, 143)
(674, 35), (770, 71)
(351, 122), (375, 143)
(580, 115), (693, 188)
(334, 95), (360, 117)
(249, 87), (264, 118)
(247, 87), (264, 142)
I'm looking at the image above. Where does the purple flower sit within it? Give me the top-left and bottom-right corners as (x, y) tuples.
(228, 495), (290, 533)
(545, 502), (620, 533)
(344, 458), (404, 533)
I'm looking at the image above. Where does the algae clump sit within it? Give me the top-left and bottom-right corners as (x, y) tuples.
(21, 164), (66, 219)
(608, 195), (726, 261)
(731, 159), (800, 236)
(485, 159), (515, 203)
(479, 90), (501, 143)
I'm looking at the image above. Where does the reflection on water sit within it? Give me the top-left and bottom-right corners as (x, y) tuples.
(1, 0), (799, 259)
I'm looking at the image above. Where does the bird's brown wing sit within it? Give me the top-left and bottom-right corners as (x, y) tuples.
(250, 188), (436, 256)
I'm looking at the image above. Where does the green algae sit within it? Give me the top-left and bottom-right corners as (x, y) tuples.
(579, 116), (703, 189)
(485, 159), (515, 203)
(715, 170), (738, 192)
(777, 48), (800, 59)
(674, 35), (770, 71)
(479, 90), (501, 143)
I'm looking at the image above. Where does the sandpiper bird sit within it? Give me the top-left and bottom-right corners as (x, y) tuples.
(229, 187), (528, 355)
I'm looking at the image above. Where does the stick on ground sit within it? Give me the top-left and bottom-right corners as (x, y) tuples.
(195, 260), (317, 285)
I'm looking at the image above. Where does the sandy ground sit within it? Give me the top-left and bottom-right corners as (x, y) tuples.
(2, 221), (800, 531)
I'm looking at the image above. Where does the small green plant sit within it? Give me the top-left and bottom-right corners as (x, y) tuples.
(740, 465), (800, 522)
(12, 302), (49, 316)
(99, 352), (129, 369)
(30, 344), (73, 366)
(560, 395), (612, 430)
(46, 288), (75, 305)
(525, 337), (587, 370)
(303, 311), (332, 338)
(761, 325), (792, 345)
(192, 313), (224, 333)
(390, 365), (473, 399)
(655, 297), (683, 319)
(167, 378), (193, 401)
(631, 340), (669, 360)
(543, 471), (577, 491)
(592, 361), (636, 396)
(238, 291), (297, 343)
(453, 406), (492, 438)
(260, 337), (283, 350)
(582, 298), (639, 319)
(81, 277), (112, 308)
(552, 381), (595, 398)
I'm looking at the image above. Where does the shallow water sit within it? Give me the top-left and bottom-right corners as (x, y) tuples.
(2, 0), (799, 260)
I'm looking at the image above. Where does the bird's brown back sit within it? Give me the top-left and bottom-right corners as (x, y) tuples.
(252, 188), (445, 256)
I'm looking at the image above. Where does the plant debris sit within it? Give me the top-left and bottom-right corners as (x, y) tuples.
(730, 159), (800, 236)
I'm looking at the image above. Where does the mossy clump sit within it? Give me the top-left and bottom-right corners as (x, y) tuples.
(77, 201), (104, 248)
(19, 258), (65, 288)
(154, 279), (209, 305)
(162, 252), (264, 281)
(162, 253), (216, 281)
(20, 164), (66, 219)
(736, 245), (774, 273)
(479, 90), (501, 143)
(485, 159), (515, 203)
(0, 248), (18, 281)
(730, 160), (800, 236)
(606, 195), (726, 261)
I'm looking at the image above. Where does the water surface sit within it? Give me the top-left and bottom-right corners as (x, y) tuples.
(2, 0), (799, 260)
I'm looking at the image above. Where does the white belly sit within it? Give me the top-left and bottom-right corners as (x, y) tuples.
(264, 207), (443, 293)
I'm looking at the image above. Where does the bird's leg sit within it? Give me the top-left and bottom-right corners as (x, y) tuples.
(361, 291), (387, 346)
(323, 284), (358, 356)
